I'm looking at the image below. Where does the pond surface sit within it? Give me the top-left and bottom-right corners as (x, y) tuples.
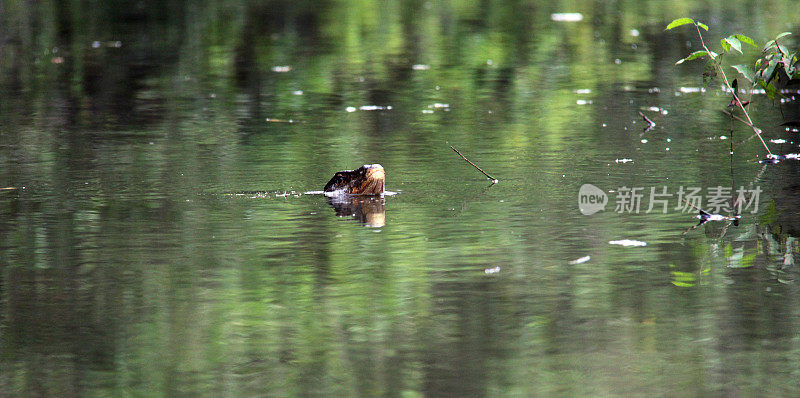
(2, 1), (800, 396)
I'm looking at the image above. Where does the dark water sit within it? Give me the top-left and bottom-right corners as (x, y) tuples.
(2, 1), (800, 396)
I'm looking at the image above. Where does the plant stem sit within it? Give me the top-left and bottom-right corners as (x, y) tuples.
(695, 24), (773, 155)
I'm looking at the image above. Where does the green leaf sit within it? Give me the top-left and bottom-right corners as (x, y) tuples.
(732, 64), (756, 82)
(764, 59), (779, 84)
(782, 58), (793, 74)
(775, 32), (792, 41)
(758, 80), (780, 100)
(676, 50), (708, 65)
(697, 22), (709, 31)
(733, 34), (757, 47)
(763, 40), (776, 51)
(724, 36), (743, 54)
(720, 39), (730, 52)
(666, 18), (695, 30)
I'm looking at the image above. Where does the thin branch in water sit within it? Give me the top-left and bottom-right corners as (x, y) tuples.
(728, 111), (736, 211)
(638, 111), (656, 127)
(638, 111), (656, 134)
(722, 109), (775, 154)
(450, 145), (498, 183)
(721, 109), (758, 130)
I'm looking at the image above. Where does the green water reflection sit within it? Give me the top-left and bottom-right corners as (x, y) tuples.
(1, 0), (800, 396)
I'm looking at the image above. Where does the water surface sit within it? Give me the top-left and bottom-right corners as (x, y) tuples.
(1, 1), (800, 396)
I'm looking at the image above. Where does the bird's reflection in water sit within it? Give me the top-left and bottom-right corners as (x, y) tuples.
(326, 195), (386, 227)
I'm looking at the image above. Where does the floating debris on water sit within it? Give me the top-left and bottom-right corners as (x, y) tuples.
(609, 239), (647, 247)
(360, 105), (392, 111)
(576, 99), (593, 105)
(265, 118), (294, 123)
(271, 66), (292, 73)
(785, 153), (800, 160)
(615, 158), (633, 163)
(91, 40), (122, 48)
(569, 256), (591, 265)
(484, 266), (501, 274)
(423, 103), (449, 113)
(345, 105), (393, 112)
(760, 153), (782, 164)
(771, 139), (787, 144)
(679, 87), (704, 93)
(551, 12), (583, 22)
(292, 90), (303, 95)
(641, 139), (648, 143)
(645, 106), (668, 115)
(574, 89), (592, 94)
(412, 64), (430, 70)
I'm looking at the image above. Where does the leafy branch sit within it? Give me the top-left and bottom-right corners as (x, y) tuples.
(666, 18), (784, 156)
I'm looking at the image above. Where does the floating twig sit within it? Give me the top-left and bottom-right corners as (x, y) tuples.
(450, 145), (498, 183)
(638, 111), (656, 134)
(265, 118), (295, 123)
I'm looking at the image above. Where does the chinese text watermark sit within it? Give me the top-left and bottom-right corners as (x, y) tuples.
(579, 184), (761, 215)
